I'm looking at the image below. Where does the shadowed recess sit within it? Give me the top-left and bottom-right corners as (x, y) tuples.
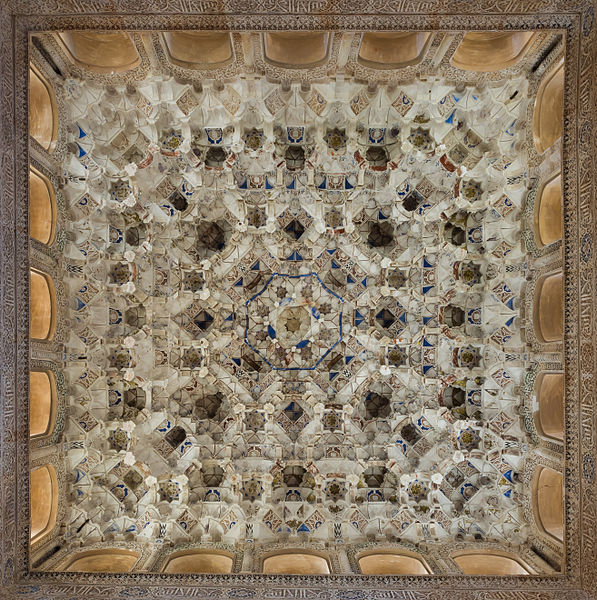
(263, 32), (330, 67)
(263, 552), (330, 574)
(536, 173), (562, 246)
(452, 551), (533, 575)
(533, 58), (564, 154)
(451, 32), (536, 72)
(57, 32), (140, 73)
(30, 370), (55, 437)
(30, 270), (56, 341)
(162, 32), (234, 69)
(63, 550), (139, 572)
(535, 272), (563, 343)
(30, 465), (58, 542)
(29, 65), (58, 151)
(535, 372), (564, 441)
(358, 32), (432, 68)
(162, 551), (234, 573)
(533, 467), (564, 542)
(29, 166), (56, 245)
(359, 552), (430, 575)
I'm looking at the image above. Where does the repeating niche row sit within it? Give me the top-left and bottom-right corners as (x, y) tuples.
(52, 548), (536, 574)
(44, 30), (540, 72)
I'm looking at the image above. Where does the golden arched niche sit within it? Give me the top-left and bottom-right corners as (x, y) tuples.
(533, 58), (564, 154)
(29, 65), (58, 152)
(534, 371), (564, 442)
(162, 550), (234, 574)
(452, 550), (534, 575)
(534, 271), (563, 343)
(30, 370), (56, 438)
(451, 32), (536, 72)
(263, 551), (330, 574)
(56, 32), (140, 73)
(535, 172), (562, 246)
(162, 32), (234, 69)
(263, 32), (331, 67)
(358, 32), (432, 69)
(30, 465), (58, 543)
(29, 166), (57, 245)
(358, 551), (431, 575)
(63, 549), (139, 572)
(533, 467), (564, 543)
(30, 269), (57, 341)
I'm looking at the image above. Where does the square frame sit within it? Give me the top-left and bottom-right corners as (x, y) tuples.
(1, 1), (596, 598)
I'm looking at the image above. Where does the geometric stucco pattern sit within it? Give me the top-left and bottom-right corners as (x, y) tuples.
(58, 69), (531, 557)
(1, 2), (595, 600)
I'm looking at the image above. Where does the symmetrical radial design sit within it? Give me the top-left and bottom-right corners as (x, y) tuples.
(54, 69), (534, 557)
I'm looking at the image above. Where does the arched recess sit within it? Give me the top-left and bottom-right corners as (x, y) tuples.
(30, 370), (56, 437)
(452, 550), (534, 575)
(263, 32), (331, 68)
(30, 269), (57, 341)
(29, 65), (58, 152)
(358, 32), (433, 69)
(534, 271), (563, 343)
(262, 551), (331, 574)
(56, 32), (140, 73)
(535, 172), (562, 246)
(451, 32), (536, 72)
(533, 58), (564, 154)
(533, 466), (564, 543)
(161, 32), (234, 69)
(162, 550), (234, 574)
(63, 549), (139, 572)
(30, 465), (58, 543)
(358, 551), (431, 575)
(534, 371), (564, 442)
(29, 166), (57, 245)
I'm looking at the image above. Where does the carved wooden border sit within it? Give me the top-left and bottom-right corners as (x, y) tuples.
(0, 1), (595, 598)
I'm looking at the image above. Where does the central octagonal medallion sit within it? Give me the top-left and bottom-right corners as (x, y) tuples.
(245, 273), (344, 370)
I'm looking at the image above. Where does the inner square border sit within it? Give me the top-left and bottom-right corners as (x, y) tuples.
(0, 0), (595, 598)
